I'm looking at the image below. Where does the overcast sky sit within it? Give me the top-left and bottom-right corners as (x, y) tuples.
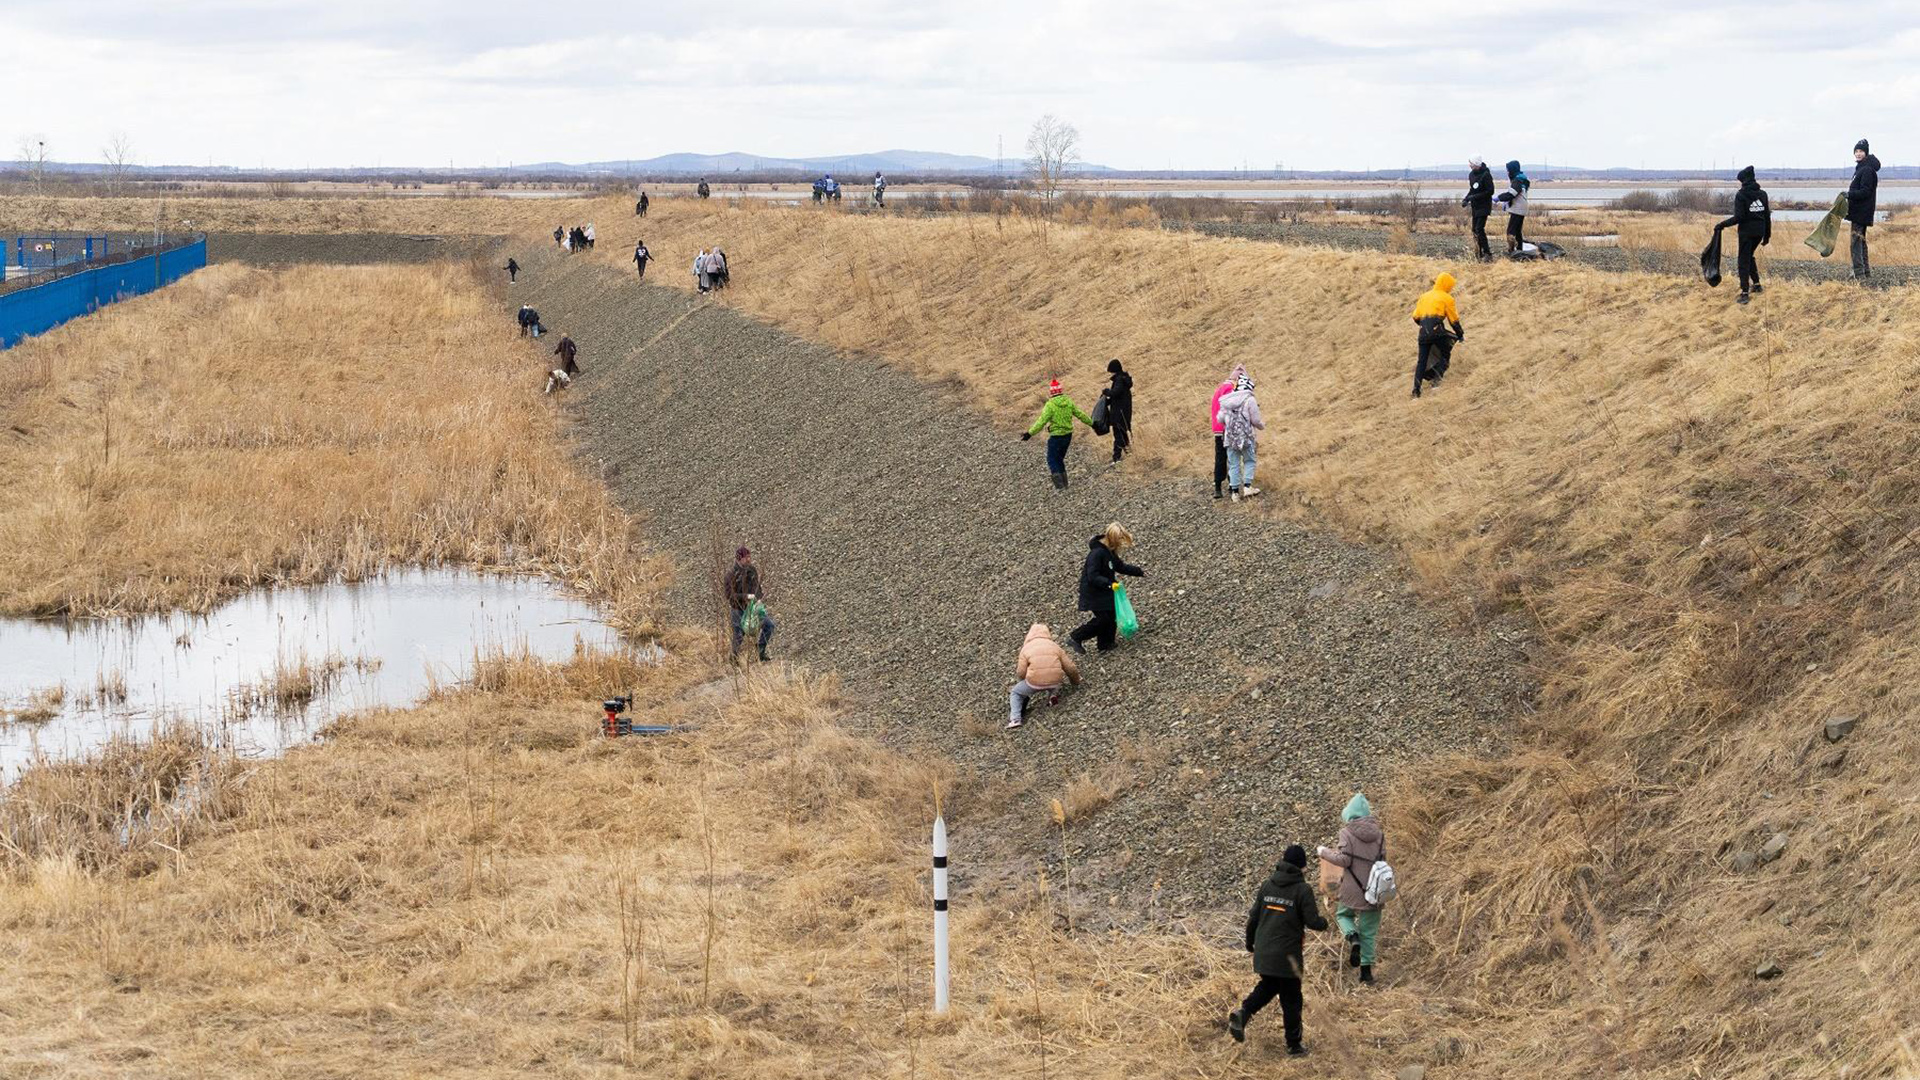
(4, 0), (1914, 171)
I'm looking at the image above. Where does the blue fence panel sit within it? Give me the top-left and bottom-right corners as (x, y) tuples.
(0, 238), (206, 350)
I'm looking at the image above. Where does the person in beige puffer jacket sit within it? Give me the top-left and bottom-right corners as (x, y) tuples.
(1316, 791), (1386, 983)
(1008, 623), (1081, 729)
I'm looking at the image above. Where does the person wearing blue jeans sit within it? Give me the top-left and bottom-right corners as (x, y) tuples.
(1215, 372), (1265, 503)
(1021, 378), (1096, 490)
(723, 546), (776, 661)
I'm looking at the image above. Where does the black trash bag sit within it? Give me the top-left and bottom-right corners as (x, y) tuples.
(1090, 392), (1111, 436)
(1700, 228), (1724, 287)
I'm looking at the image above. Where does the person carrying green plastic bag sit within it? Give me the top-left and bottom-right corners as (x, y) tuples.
(1114, 583), (1140, 639)
(1068, 522), (1145, 654)
(1804, 194), (1847, 259)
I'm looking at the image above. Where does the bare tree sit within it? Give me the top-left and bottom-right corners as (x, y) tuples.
(16, 136), (51, 194)
(103, 132), (136, 196)
(1025, 114), (1080, 210)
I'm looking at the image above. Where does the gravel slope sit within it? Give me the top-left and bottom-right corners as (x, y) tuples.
(511, 245), (1532, 917)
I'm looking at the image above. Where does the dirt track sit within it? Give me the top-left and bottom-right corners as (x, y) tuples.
(505, 243), (1531, 917)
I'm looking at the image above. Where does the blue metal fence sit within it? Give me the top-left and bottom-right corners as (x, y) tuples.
(0, 236), (207, 349)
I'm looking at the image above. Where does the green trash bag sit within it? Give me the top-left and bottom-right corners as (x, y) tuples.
(1114, 584), (1140, 639)
(1804, 194), (1848, 258)
(740, 599), (766, 638)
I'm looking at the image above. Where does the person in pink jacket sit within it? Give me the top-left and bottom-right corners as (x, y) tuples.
(1209, 364), (1244, 500)
(1008, 622), (1081, 728)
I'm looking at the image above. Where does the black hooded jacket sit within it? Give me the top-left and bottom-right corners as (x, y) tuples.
(1106, 368), (1133, 414)
(1077, 536), (1143, 613)
(1462, 162), (1495, 213)
(1728, 169), (1771, 241)
(1244, 861), (1328, 978)
(1847, 154), (1881, 226)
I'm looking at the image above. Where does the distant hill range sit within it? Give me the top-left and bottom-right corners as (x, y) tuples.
(3, 151), (1912, 182)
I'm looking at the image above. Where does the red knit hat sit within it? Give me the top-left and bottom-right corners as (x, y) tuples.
(1048, 379), (1063, 396)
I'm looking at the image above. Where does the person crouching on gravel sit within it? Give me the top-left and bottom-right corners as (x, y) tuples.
(1068, 522), (1144, 654)
(1209, 365), (1243, 500)
(1217, 372), (1265, 502)
(723, 547), (776, 661)
(1316, 792), (1386, 984)
(1410, 272), (1464, 397)
(1229, 843), (1327, 1055)
(1021, 378), (1096, 490)
(1008, 622), (1080, 729)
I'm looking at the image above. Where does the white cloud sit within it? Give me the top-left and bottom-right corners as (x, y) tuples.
(1, 0), (1915, 170)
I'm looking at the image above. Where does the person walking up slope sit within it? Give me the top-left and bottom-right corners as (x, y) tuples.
(1462, 157), (1495, 261)
(1021, 378), (1096, 490)
(1496, 161), (1531, 253)
(1104, 358), (1134, 463)
(1719, 167), (1772, 304)
(1209, 366), (1241, 500)
(1317, 792), (1386, 984)
(1216, 372), (1265, 502)
(1229, 844), (1327, 1055)
(1410, 272), (1464, 396)
(1847, 139), (1879, 281)
(1068, 522), (1144, 654)
(1007, 623), (1081, 729)
(504, 257), (519, 284)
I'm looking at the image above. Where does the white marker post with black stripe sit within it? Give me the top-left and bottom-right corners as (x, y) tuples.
(933, 814), (950, 1013)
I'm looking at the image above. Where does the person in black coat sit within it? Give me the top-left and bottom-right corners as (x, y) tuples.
(1104, 358), (1134, 463)
(1067, 524), (1143, 654)
(1847, 139), (1880, 281)
(1461, 157), (1495, 261)
(1229, 844), (1328, 1054)
(504, 257), (519, 283)
(1717, 166), (1772, 303)
(636, 192), (649, 217)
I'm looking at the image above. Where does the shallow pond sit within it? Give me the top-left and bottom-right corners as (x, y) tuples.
(0, 570), (626, 779)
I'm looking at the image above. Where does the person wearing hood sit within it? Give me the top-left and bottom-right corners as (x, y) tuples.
(1007, 622), (1081, 729)
(1494, 160), (1531, 253)
(1216, 372), (1265, 502)
(1461, 157), (1496, 261)
(1316, 792), (1386, 984)
(1229, 844), (1327, 1054)
(711, 246), (729, 288)
(1716, 167), (1772, 303)
(584, 223), (596, 249)
(1021, 379), (1097, 489)
(1104, 359), (1134, 463)
(1208, 366), (1242, 500)
(1068, 522), (1144, 654)
(1410, 272), (1464, 396)
(694, 248), (711, 293)
(1847, 139), (1880, 281)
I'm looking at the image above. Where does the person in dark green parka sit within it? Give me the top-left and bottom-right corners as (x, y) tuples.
(1229, 844), (1328, 1055)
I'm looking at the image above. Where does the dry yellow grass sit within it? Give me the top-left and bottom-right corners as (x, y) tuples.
(555, 203), (1920, 1076)
(0, 193), (613, 235)
(0, 260), (664, 623)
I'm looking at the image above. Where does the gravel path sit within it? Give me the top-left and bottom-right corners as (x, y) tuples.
(1175, 220), (1920, 285)
(511, 245), (1531, 918)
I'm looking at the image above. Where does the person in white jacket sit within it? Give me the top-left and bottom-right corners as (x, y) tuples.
(1216, 372), (1265, 503)
(694, 248), (711, 293)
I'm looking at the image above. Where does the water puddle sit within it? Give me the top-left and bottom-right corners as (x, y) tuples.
(0, 569), (631, 780)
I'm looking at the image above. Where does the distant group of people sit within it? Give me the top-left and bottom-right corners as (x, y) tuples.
(694, 247), (729, 292)
(555, 223), (596, 251)
(811, 171), (890, 205)
(1459, 157), (1532, 259)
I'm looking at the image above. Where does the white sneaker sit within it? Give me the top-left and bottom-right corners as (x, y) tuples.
(1230, 489), (1242, 503)
(1243, 485), (1262, 497)
(1006, 716), (1024, 729)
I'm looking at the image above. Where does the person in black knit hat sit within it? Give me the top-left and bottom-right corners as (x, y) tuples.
(1229, 843), (1328, 1055)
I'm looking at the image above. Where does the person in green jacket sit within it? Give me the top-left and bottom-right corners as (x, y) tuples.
(1230, 844), (1327, 1055)
(1020, 378), (1096, 489)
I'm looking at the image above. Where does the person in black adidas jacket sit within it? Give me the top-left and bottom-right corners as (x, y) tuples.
(1716, 166), (1772, 303)
(1228, 844), (1328, 1055)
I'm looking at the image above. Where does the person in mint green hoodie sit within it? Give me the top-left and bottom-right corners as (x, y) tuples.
(1316, 791), (1386, 984)
(1020, 378), (1096, 490)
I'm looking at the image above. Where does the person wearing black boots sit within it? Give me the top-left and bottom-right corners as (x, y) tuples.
(1067, 522), (1143, 654)
(1461, 157), (1495, 261)
(1229, 844), (1327, 1056)
(1718, 166), (1772, 304)
(1847, 139), (1880, 281)
(1104, 358), (1134, 463)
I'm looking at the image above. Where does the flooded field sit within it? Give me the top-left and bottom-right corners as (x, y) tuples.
(0, 569), (632, 778)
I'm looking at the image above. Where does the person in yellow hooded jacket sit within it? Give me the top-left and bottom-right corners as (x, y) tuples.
(1409, 272), (1464, 399)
